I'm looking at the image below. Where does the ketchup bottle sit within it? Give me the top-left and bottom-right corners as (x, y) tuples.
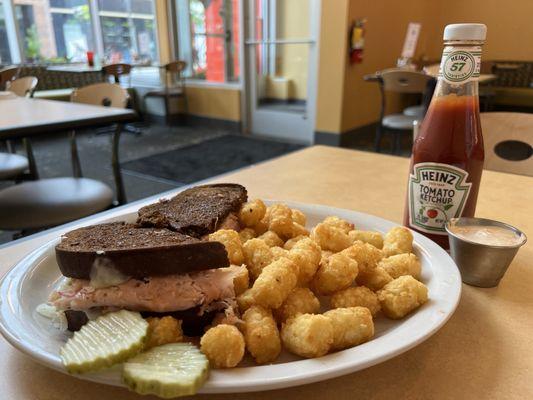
(404, 24), (487, 249)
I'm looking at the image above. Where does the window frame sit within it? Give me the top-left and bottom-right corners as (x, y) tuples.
(0, 0), (159, 65)
(170, 0), (243, 88)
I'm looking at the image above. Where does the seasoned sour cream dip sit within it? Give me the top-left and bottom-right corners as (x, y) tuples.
(448, 225), (523, 246)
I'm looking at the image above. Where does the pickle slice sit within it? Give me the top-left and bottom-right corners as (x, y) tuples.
(60, 310), (148, 373)
(123, 343), (210, 398)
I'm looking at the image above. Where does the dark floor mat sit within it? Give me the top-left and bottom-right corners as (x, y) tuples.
(121, 134), (305, 184)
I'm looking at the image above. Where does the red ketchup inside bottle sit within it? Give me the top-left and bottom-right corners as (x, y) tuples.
(403, 23), (486, 249)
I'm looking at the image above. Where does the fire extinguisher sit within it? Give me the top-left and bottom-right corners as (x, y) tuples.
(349, 19), (366, 64)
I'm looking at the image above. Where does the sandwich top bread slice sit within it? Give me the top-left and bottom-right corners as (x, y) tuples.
(55, 222), (229, 280)
(136, 183), (247, 237)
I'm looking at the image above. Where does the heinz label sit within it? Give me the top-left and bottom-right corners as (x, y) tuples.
(408, 163), (472, 235)
(440, 46), (481, 83)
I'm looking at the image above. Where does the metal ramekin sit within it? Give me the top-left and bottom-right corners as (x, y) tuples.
(445, 217), (527, 288)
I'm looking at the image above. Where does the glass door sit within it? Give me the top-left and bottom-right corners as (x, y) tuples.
(244, 0), (319, 144)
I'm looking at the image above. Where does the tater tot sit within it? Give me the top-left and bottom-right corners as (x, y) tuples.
(341, 241), (383, 274)
(312, 253), (358, 295)
(271, 246), (289, 261)
(284, 235), (307, 250)
(330, 286), (381, 316)
(378, 275), (428, 319)
(288, 238), (321, 285)
(379, 253), (421, 279)
(239, 199), (267, 227)
(320, 250), (333, 264)
(242, 306), (281, 364)
(356, 266), (393, 291)
(237, 289), (255, 312)
(243, 238), (274, 280)
(382, 227), (413, 257)
(291, 209), (307, 226)
(145, 316), (183, 349)
(239, 227), (256, 243)
(311, 222), (352, 252)
(348, 230), (384, 249)
(267, 204), (294, 239)
(323, 307), (374, 350)
(281, 314), (334, 358)
(209, 229), (244, 265)
(291, 222), (310, 238)
(258, 231), (284, 247)
(200, 324), (245, 368)
(323, 216), (355, 233)
(253, 217), (269, 235)
(273, 287), (321, 323)
(249, 257), (298, 309)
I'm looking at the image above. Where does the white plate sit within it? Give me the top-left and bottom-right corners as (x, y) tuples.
(0, 201), (461, 393)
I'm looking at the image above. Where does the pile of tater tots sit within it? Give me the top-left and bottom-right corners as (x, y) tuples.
(151, 200), (429, 369)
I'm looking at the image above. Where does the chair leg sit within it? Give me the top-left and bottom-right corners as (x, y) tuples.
(5, 140), (14, 153)
(164, 95), (170, 125)
(374, 125), (383, 153)
(393, 132), (402, 155)
(23, 138), (39, 180)
(111, 123), (127, 205)
(69, 130), (83, 178)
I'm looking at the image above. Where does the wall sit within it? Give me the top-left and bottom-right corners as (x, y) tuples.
(146, 85), (241, 122)
(324, 0), (533, 137)
(425, 0), (533, 61)
(339, 0), (432, 133)
(314, 0), (349, 133)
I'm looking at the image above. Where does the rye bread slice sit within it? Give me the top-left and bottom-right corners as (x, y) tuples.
(136, 183), (247, 237)
(55, 222), (229, 279)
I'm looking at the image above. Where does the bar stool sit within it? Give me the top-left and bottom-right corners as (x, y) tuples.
(375, 69), (432, 154)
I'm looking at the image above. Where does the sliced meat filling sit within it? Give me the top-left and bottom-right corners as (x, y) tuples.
(52, 265), (245, 313)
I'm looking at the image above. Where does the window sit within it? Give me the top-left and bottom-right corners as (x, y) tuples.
(0, 1), (11, 64)
(11, 0), (94, 63)
(99, 0), (157, 64)
(175, 0), (240, 83)
(0, 0), (157, 65)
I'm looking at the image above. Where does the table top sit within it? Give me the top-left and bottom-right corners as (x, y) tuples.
(0, 97), (136, 139)
(0, 146), (531, 400)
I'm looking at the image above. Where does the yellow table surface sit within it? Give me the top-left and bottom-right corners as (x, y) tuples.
(0, 146), (531, 400)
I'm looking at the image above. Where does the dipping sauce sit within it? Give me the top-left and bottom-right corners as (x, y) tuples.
(448, 225), (523, 246)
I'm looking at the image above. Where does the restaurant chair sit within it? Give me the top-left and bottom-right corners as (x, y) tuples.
(0, 66), (19, 90)
(375, 69), (432, 154)
(6, 76), (38, 97)
(1, 75), (38, 181)
(144, 60), (188, 124)
(480, 112), (533, 177)
(0, 152), (29, 180)
(102, 63), (140, 135)
(0, 83), (130, 235)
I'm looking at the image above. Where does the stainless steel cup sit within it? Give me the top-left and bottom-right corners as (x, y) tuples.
(445, 218), (527, 288)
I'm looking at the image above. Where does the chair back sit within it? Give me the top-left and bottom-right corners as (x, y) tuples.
(6, 76), (38, 97)
(480, 112), (533, 177)
(0, 67), (19, 90)
(102, 63), (132, 84)
(71, 82), (128, 108)
(380, 69), (432, 94)
(164, 60), (187, 90)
